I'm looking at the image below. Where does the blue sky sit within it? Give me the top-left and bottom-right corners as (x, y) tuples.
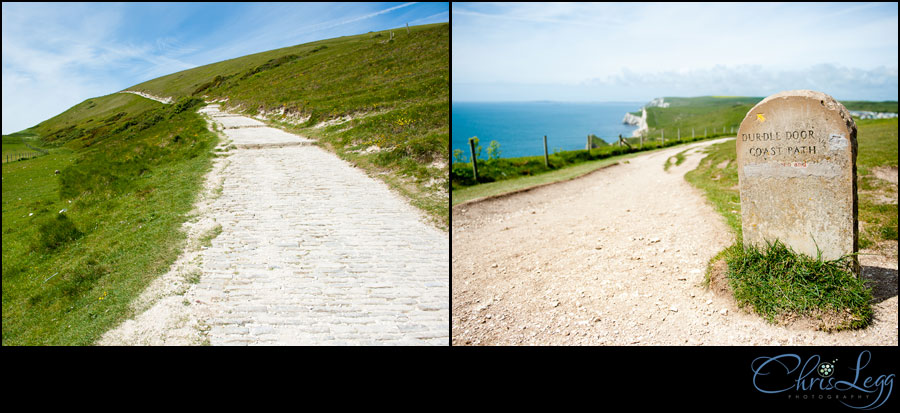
(2, 2), (448, 134)
(452, 2), (898, 103)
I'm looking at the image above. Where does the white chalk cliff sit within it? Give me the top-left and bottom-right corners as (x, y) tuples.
(622, 107), (648, 137)
(622, 97), (671, 137)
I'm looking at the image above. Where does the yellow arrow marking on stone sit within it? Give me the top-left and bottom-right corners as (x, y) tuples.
(756, 113), (766, 123)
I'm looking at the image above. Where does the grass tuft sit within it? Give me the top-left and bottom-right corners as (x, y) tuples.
(723, 241), (873, 331)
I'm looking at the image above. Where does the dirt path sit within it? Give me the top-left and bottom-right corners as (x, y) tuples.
(101, 103), (448, 345)
(120, 90), (173, 104)
(452, 138), (898, 346)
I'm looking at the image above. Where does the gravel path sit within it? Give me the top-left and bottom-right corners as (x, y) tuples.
(101, 103), (448, 345)
(451, 138), (898, 346)
(120, 90), (173, 104)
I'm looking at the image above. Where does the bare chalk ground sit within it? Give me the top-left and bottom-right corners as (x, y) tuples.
(102, 103), (448, 345)
(452, 138), (897, 346)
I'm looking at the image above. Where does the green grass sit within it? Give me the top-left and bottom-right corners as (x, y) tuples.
(2, 94), (217, 345)
(452, 131), (720, 198)
(2, 131), (47, 163)
(842, 101), (898, 114)
(684, 139), (742, 237)
(721, 241), (873, 331)
(453, 154), (628, 205)
(855, 118), (899, 174)
(856, 119), (898, 248)
(685, 117), (897, 330)
(664, 149), (689, 171)
(128, 23), (449, 228)
(643, 96), (762, 138)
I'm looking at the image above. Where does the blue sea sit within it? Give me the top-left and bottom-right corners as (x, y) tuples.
(452, 101), (643, 160)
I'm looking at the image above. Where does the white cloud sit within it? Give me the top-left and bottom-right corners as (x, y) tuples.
(1, 3), (200, 133)
(454, 64), (899, 102)
(452, 2), (898, 101)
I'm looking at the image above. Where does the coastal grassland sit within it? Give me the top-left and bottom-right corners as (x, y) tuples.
(633, 97), (897, 148)
(643, 96), (762, 137)
(634, 97), (896, 136)
(128, 23), (449, 228)
(2, 94), (216, 345)
(451, 132), (715, 202)
(686, 118), (898, 330)
(842, 101), (899, 113)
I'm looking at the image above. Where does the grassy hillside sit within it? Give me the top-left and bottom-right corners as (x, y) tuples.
(842, 101), (898, 113)
(2, 93), (216, 345)
(129, 23), (450, 227)
(643, 96), (762, 137)
(3, 23), (448, 345)
(641, 96), (897, 140)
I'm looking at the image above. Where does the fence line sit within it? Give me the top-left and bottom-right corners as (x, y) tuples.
(455, 124), (740, 172)
(3, 151), (42, 164)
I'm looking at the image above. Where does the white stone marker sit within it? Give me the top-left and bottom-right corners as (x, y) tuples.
(736, 90), (858, 272)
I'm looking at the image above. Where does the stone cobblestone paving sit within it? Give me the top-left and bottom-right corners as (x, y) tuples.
(101, 103), (448, 346)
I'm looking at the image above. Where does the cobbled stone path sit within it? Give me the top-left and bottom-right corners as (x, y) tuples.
(192, 105), (448, 345)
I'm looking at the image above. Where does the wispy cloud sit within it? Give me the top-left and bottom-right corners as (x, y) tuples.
(1, 2), (200, 133)
(452, 2), (898, 102)
(409, 11), (449, 25)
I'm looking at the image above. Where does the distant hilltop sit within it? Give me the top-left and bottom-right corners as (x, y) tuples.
(621, 96), (897, 138)
(622, 97), (669, 137)
(644, 97), (670, 108)
(622, 97), (667, 127)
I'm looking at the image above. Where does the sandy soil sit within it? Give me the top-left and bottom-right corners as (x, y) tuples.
(451, 138), (898, 346)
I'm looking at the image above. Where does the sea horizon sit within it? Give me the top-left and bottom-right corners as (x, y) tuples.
(452, 101), (644, 160)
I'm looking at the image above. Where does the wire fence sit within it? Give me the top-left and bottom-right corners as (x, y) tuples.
(3, 135), (49, 163)
(3, 151), (43, 164)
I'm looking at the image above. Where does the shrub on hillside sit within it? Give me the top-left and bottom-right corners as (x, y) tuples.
(173, 97), (204, 114)
(35, 213), (83, 252)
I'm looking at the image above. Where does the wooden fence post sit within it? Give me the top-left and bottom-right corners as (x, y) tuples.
(640, 132), (643, 149)
(543, 135), (549, 168)
(692, 128), (695, 139)
(619, 134), (631, 150)
(677, 128), (681, 141)
(469, 138), (479, 182)
(661, 129), (664, 144)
